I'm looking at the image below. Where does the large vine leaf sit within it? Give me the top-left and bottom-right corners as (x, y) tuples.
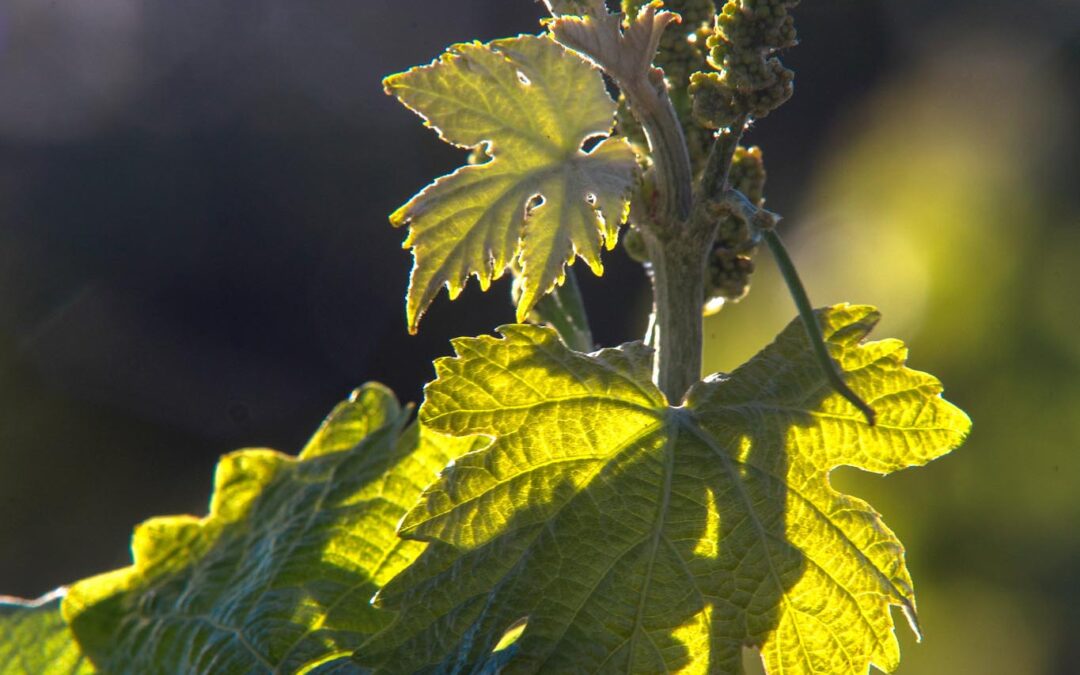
(384, 34), (638, 332)
(356, 305), (971, 674)
(0, 591), (93, 674)
(61, 383), (479, 674)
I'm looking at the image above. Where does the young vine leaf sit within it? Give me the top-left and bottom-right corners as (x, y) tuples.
(546, 2), (676, 88)
(0, 592), (94, 675)
(547, 2), (694, 222)
(384, 35), (638, 333)
(356, 305), (970, 674)
(60, 384), (480, 674)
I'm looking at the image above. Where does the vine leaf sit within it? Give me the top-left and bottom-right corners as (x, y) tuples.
(60, 383), (480, 674)
(356, 305), (971, 674)
(0, 591), (94, 674)
(384, 34), (638, 333)
(546, 0), (677, 87)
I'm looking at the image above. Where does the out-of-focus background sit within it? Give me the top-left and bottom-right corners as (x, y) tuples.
(0, 1), (1075, 671)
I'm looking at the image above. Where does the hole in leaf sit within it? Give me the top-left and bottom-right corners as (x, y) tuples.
(585, 193), (597, 206)
(601, 72), (620, 100)
(516, 70), (531, 86)
(526, 194), (545, 213)
(580, 134), (605, 154)
(492, 617), (528, 653)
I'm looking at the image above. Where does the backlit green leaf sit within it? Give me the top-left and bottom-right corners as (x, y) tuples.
(0, 591), (93, 675)
(61, 383), (478, 674)
(357, 305), (971, 674)
(384, 34), (637, 332)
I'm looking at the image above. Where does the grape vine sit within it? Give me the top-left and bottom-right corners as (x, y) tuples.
(0, 2), (969, 673)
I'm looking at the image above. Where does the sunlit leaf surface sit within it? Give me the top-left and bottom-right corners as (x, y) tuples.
(0, 591), (93, 675)
(62, 384), (478, 674)
(384, 34), (637, 332)
(357, 306), (970, 674)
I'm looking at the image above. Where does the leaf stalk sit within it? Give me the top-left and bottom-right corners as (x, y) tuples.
(622, 77), (694, 223)
(532, 268), (595, 352)
(763, 228), (877, 425)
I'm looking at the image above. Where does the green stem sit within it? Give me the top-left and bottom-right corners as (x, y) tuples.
(763, 229), (877, 425)
(623, 80), (694, 222)
(699, 115), (749, 202)
(643, 230), (709, 403)
(636, 116), (750, 401)
(532, 268), (594, 352)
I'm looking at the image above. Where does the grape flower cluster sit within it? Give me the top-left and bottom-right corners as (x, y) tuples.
(693, 0), (796, 308)
(705, 144), (766, 310)
(612, 1), (795, 311)
(689, 0), (798, 128)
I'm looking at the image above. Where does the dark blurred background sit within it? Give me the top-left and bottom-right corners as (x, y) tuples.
(0, 1), (1076, 671)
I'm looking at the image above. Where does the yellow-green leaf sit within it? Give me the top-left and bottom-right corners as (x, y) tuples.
(0, 591), (94, 675)
(384, 34), (637, 332)
(61, 383), (478, 674)
(357, 305), (971, 674)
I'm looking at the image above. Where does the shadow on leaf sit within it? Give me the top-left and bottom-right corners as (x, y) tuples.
(357, 305), (966, 674)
